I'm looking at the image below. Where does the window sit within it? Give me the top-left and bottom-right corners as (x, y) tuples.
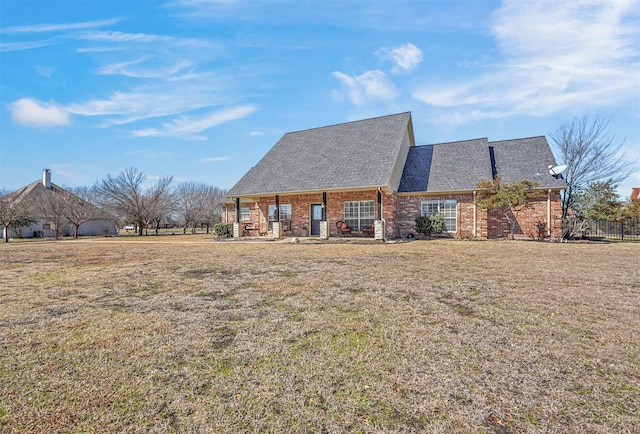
(421, 200), (457, 232)
(344, 200), (375, 231)
(240, 207), (250, 221)
(268, 204), (292, 230)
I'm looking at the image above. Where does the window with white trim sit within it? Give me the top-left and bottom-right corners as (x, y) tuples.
(344, 200), (375, 231)
(240, 207), (250, 221)
(268, 204), (292, 230)
(421, 200), (457, 232)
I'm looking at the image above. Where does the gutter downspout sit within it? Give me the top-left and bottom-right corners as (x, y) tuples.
(547, 189), (551, 238)
(473, 191), (477, 238)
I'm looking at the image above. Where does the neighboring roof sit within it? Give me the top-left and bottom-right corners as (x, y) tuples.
(5, 179), (113, 220)
(398, 136), (566, 193)
(227, 112), (414, 197)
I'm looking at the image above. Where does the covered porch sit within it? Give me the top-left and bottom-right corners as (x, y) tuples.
(224, 188), (391, 240)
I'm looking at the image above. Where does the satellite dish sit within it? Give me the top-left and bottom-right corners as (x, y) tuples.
(548, 164), (567, 176)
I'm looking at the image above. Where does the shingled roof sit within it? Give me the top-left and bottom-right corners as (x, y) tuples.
(398, 138), (494, 192)
(228, 112), (565, 198)
(398, 136), (565, 192)
(6, 177), (112, 219)
(227, 112), (414, 197)
(491, 136), (566, 189)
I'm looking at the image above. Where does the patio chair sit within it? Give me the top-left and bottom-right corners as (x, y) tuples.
(362, 224), (375, 237)
(336, 220), (351, 236)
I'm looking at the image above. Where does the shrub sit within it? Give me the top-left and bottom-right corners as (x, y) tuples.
(415, 214), (445, 237)
(214, 222), (234, 238)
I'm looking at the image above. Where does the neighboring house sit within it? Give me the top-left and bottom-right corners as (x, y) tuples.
(225, 112), (566, 239)
(2, 169), (116, 239)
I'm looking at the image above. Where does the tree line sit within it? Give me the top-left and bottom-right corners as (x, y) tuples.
(0, 167), (227, 242)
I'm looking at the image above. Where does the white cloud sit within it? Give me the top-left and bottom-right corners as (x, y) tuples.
(413, 0), (640, 124)
(73, 30), (214, 50)
(132, 105), (256, 139)
(376, 43), (423, 73)
(9, 98), (71, 127)
(65, 77), (228, 126)
(332, 70), (397, 105)
(74, 30), (172, 43)
(96, 57), (194, 79)
(63, 27), (228, 127)
(0, 18), (121, 34)
(200, 156), (232, 163)
(0, 39), (57, 52)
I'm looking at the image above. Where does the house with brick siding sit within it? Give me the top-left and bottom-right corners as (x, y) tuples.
(224, 112), (566, 239)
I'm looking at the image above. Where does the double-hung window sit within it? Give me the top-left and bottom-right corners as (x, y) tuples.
(421, 200), (457, 232)
(268, 204), (292, 230)
(240, 207), (251, 221)
(344, 200), (375, 231)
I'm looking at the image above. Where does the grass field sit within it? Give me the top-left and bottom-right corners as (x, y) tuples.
(1, 236), (638, 433)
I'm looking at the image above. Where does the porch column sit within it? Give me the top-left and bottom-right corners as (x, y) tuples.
(322, 192), (327, 220)
(273, 195), (281, 238)
(375, 189), (384, 240)
(473, 191), (477, 238)
(233, 197), (241, 238)
(320, 192), (329, 239)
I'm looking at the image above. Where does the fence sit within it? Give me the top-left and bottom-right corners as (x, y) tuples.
(575, 216), (640, 241)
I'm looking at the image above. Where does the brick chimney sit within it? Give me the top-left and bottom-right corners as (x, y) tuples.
(43, 169), (51, 189)
(631, 188), (640, 201)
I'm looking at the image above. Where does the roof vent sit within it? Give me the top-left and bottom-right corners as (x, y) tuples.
(43, 169), (51, 189)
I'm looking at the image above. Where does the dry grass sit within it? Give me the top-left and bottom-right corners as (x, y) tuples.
(0, 236), (638, 433)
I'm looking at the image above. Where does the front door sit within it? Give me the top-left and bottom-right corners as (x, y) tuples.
(310, 204), (323, 236)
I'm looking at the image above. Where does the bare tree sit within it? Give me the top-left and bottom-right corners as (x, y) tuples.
(0, 189), (36, 242)
(200, 185), (226, 233)
(146, 176), (175, 235)
(69, 185), (101, 206)
(548, 115), (636, 221)
(60, 190), (102, 239)
(176, 182), (226, 234)
(94, 168), (174, 236)
(36, 185), (69, 239)
(176, 182), (202, 234)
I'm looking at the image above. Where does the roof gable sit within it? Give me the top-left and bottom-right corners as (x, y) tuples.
(491, 136), (566, 189)
(398, 136), (566, 193)
(5, 179), (111, 219)
(428, 138), (493, 191)
(227, 112), (414, 197)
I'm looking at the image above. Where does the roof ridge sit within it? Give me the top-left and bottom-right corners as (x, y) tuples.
(489, 135), (546, 144)
(286, 111), (412, 135)
(420, 138), (488, 147)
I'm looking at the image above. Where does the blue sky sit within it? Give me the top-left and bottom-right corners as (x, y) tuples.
(1, 0), (639, 198)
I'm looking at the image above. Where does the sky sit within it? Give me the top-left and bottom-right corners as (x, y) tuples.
(1, 0), (639, 198)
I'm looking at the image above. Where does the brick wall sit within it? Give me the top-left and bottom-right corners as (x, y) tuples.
(395, 190), (563, 239)
(223, 189), (563, 239)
